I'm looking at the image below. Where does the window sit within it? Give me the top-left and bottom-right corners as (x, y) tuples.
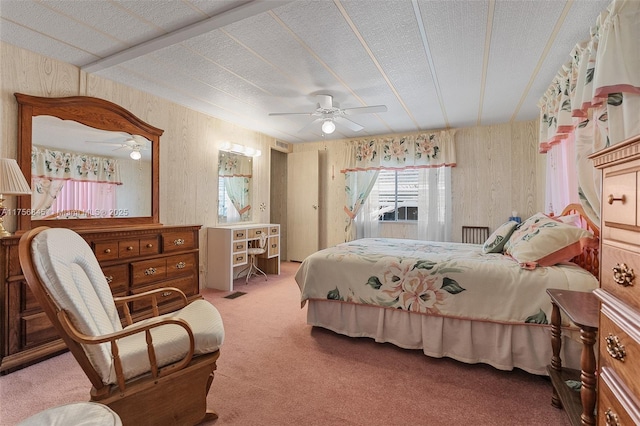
(376, 169), (419, 221)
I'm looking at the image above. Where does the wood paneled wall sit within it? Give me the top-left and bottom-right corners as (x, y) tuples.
(2, 42), (545, 272)
(1, 42), (275, 285)
(291, 121), (545, 247)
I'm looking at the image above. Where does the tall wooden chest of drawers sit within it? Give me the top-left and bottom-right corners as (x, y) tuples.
(0, 224), (202, 374)
(590, 134), (640, 424)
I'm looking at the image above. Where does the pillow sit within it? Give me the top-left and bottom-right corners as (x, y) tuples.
(482, 220), (519, 253)
(504, 212), (598, 270)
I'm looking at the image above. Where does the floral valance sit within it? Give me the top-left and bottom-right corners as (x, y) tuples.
(340, 130), (456, 173)
(538, 0), (640, 153)
(218, 151), (252, 178)
(32, 146), (122, 184)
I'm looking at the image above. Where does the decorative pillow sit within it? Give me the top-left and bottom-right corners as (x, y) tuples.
(504, 212), (598, 270)
(482, 220), (519, 253)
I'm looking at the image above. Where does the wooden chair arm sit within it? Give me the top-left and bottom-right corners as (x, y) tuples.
(113, 287), (188, 325)
(57, 310), (195, 391)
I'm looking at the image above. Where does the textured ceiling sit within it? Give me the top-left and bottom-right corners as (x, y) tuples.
(1, 0), (610, 144)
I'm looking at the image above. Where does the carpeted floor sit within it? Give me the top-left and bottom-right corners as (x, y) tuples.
(0, 261), (570, 425)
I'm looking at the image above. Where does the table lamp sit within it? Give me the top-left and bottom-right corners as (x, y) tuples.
(0, 158), (32, 237)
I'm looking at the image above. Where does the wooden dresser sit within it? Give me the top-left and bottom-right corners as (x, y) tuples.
(590, 134), (640, 425)
(0, 224), (202, 374)
(207, 223), (280, 291)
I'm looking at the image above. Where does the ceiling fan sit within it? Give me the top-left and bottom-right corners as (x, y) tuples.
(268, 94), (387, 134)
(86, 134), (150, 160)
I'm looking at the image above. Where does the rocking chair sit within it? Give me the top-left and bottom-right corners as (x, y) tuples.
(19, 227), (225, 425)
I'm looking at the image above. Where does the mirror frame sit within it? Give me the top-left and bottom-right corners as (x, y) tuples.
(15, 93), (162, 231)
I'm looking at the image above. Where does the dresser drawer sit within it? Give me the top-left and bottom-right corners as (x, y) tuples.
(94, 241), (120, 261)
(233, 229), (247, 240)
(162, 232), (196, 253)
(131, 258), (167, 286)
(102, 264), (129, 294)
(22, 311), (58, 348)
(21, 281), (41, 313)
(602, 167), (638, 228)
(166, 253), (197, 278)
(233, 240), (247, 253)
(118, 239), (140, 258)
(139, 236), (160, 256)
(599, 308), (640, 400)
(267, 236), (279, 257)
(131, 276), (196, 312)
(232, 252), (247, 266)
(601, 244), (640, 312)
(248, 227), (267, 239)
(599, 367), (640, 426)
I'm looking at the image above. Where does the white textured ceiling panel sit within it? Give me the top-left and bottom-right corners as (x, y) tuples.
(418, 0), (489, 129)
(481, 0), (567, 125)
(0, 0), (613, 143)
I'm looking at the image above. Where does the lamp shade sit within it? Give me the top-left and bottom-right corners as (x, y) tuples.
(0, 158), (31, 195)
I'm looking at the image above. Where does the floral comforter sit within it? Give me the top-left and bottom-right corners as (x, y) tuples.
(295, 238), (598, 325)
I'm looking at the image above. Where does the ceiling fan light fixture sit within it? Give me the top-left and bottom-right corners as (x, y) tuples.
(321, 119), (336, 134)
(130, 149), (142, 160)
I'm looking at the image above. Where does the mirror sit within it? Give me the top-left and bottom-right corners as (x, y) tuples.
(15, 93), (162, 230)
(218, 150), (253, 223)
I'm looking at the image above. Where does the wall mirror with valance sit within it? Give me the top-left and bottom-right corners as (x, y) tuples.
(15, 93), (162, 230)
(218, 149), (254, 224)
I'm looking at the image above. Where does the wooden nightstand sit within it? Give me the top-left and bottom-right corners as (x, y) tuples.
(546, 288), (599, 426)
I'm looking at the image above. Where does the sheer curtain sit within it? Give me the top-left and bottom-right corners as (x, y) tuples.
(344, 170), (379, 241)
(417, 167), (451, 242)
(353, 176), (379, 239)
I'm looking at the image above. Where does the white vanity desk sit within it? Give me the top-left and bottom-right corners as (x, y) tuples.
(206, 223), (280, 291)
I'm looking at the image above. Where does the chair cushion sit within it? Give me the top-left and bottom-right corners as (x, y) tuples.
(18, 402), (122, 426)
(31, 228), (122, 381)
(113, 299), (224, 383)
(31, 228), (224, 385)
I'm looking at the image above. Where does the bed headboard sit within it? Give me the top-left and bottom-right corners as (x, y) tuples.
(559, 203), (600, 278)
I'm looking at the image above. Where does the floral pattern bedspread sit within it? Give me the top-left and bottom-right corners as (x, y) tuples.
(295, 238), (598, 325)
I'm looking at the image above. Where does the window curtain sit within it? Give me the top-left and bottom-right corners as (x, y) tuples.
(538, 0), (640, 222)
(341, 130), (456, 242)
(417, 167), (451, 242)
(49, 180), (116, 218)
(344, 170), (379, 241)
(31, 146), (122, 218)
(219, 152), (252, 220)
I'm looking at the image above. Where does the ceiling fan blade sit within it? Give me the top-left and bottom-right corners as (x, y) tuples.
(317, 94), (333, 110)
(297, 118), (323, 134)
(334, 116), (364, 132)
(343, 105), (387, 115)
(268, 112), (314, 116)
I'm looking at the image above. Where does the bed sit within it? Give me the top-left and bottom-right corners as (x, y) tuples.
(295, 204), (600, 375)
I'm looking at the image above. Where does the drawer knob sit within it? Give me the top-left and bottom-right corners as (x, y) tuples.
(127, 246), (133, 251)
(607, 194), (626, 205)
(173, 238), (185, 246)
(612, 263), (635, 287)
(104, 275), (113, 284)
(605, 334), (626, 361)
(144, 267), (157, 276)
(605, 408), (620, 426)
(104, 248), (111, 254)
(146, 243), (153, 248)
(161, 291), (172, 297)
(176, 261), (186, 269)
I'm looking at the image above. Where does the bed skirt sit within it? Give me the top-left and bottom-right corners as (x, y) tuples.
(306, 299), (584, 375)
